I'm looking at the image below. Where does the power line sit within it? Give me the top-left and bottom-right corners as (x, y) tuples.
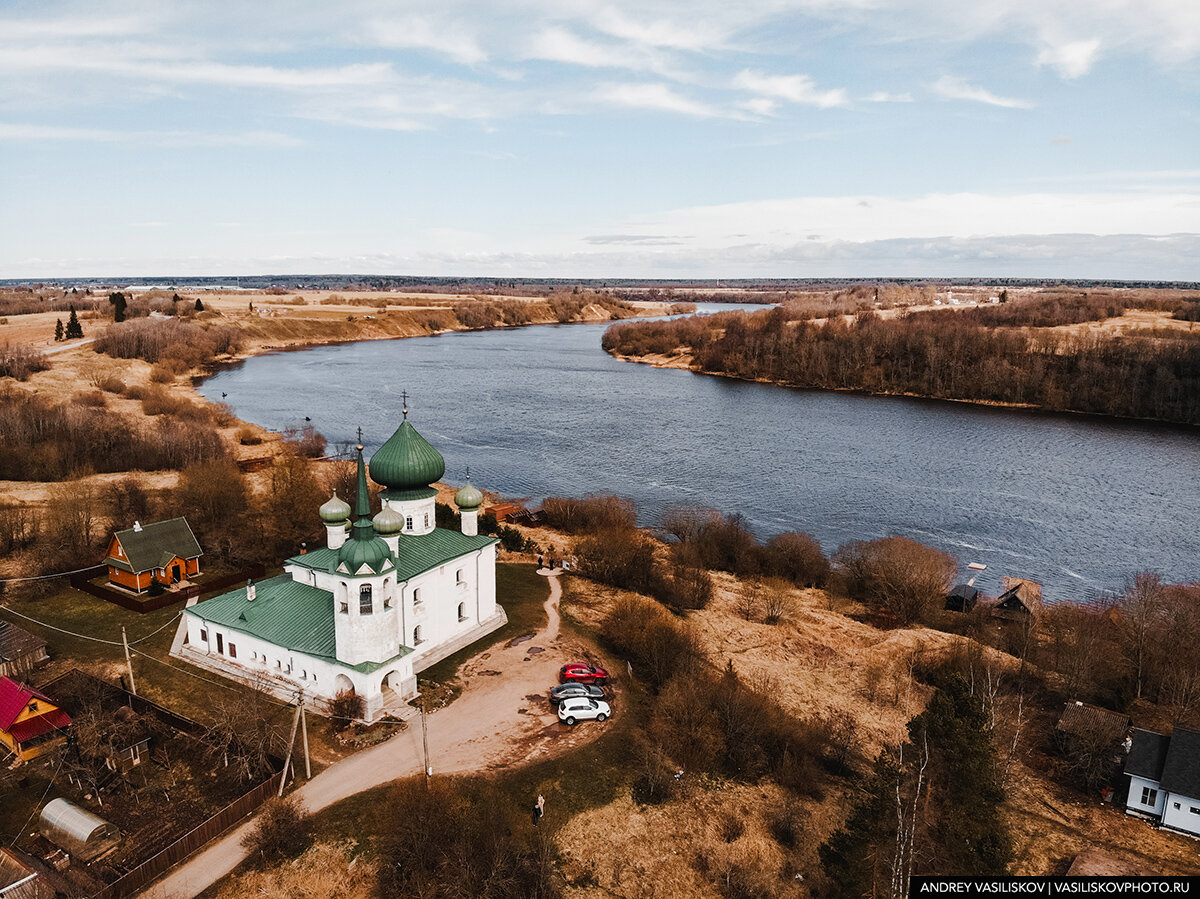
(0, 605), (180, 647)
(8, 749), (65, 848)
(0, 564), (106, 585)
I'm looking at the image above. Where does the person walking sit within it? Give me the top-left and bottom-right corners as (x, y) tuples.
(533, 793), (545, 825)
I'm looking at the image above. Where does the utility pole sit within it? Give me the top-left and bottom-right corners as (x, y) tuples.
(278, 703), (302, 797)
(300, 703), (311, 780)
(420, 693), (431, 781)
(121, 627), (137, 695)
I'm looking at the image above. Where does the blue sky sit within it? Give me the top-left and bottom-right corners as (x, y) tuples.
(1, 0), (1198, 279)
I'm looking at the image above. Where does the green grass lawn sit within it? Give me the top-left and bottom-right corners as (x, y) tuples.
(418, 562), (549, 687)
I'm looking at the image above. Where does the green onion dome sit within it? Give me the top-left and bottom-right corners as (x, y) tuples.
(319, 492), (351, 524)
(454, 481), (483, 511)
(336, 529), (392, 574)
(372, 506), (405, 536)
(368, 420), (445, 492)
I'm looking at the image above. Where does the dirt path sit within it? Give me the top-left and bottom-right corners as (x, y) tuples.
(139, 574), (598, 899)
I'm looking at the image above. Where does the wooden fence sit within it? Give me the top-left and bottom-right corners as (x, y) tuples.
(68, 565), (266, 614)
(91, 770), (284, 899)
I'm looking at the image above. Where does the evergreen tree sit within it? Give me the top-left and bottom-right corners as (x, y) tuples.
(194, 298), (205, 312)
(54, 319), (64, 341)
(65, 306), (83, 339)
(108, 291), (127, 322)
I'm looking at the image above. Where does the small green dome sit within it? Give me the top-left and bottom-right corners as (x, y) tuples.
(455, 482), (483, 511)
(369, 420), (445, 491)
(372, 506), (405, 536)
(337, 528), (392, 574)
(319, 492), (351, 524)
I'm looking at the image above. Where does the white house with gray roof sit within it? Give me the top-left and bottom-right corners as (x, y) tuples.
(1124, 726), (1200, 836)
(172, 412), (504, 721)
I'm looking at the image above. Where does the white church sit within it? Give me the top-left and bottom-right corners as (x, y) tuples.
(172, 412), (505, 720)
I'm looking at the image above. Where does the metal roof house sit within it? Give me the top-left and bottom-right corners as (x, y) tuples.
(38, 799), (121, 862)
(944, 584), (980, 613)
(104, 518), (202, 594)
(1124, 726), (1200, 836)
(0, 678), (70, 762)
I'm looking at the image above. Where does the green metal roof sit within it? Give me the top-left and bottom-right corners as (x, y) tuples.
(368, 420), (445, 491)
(188, 575), (337, 658)
(454, 481), (483, 511)
(111, 518), (201, 573)
(290, 527), (497, 581)
(188, 575), (415, 667)
(379, 486), (438, 502)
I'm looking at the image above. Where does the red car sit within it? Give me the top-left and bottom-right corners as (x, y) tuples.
(559, 663), (609, 685)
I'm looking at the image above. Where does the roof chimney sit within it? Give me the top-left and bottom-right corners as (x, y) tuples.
(246, 579), (256, 602)
(133, 521), (142, 532)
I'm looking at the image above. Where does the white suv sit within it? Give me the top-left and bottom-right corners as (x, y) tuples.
(557, 697), (611, 726)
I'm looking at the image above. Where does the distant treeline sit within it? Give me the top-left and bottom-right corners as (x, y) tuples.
(603, 302), (1200, 425)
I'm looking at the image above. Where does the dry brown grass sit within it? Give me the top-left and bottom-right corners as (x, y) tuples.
(214, 840), (375, 899)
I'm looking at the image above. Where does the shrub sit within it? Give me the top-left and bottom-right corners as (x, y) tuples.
(834, 536), (957, 625)
(498, 525), (526, 552)
(283, 424), (326, 458)
(72, 390), (106, 408)
(541, 494), (637, 533)
(241, 797), (313, 865)
(98, 375), (126, 394)
(575, 526), (657, 593)
(651, 563), (714, 611)
(149, 363), (174, 383)
(0, 343), (48, 381)
(601, 596), (701, 689)
(237, 427), (263, 445)
(762, 531), (830, 587)
(328, 690), (365, 732)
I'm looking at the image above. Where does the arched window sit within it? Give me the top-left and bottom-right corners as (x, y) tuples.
(458, 602), (467, 621)
(414, 625), (424, 645)
(456, 568), (465, 585)
(360, 584), (373, 614)
(413, 587), (422, 605)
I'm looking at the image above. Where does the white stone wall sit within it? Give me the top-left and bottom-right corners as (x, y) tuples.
(383, 496), (436, 535)
(1126, 774), (1167, 817)
(1161, 792), (1200, 835)
(332, 574), (401, 666)
(177, 611), (414, 718)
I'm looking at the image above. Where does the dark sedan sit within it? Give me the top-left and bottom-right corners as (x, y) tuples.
(549, 683), (606, 705)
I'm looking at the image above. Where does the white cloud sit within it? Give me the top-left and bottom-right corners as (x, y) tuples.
(363, 17), (487, 66)
(734, 70), (848, 108)
(0, 122), (301, 146)
(526, 27), (657, 72)
(931, 75), (1033, 109)
(1036, 38), (1102, 78)
(597, 83), (725, 118)
(865, 91), (914, 103)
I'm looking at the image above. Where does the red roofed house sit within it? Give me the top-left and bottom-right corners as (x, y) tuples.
(104, 518), (202, 594)
(0, 677), (71, 762)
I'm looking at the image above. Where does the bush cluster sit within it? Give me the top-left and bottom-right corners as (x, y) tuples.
(94, 317), (241, 367)
(0, 343), (49, 381)
(665, 507), (830, 587)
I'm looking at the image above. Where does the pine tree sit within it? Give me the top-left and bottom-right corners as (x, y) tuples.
(194, 298), (205, 312)
(65, 306), (83, 339)
(108, 291), (127, 322)
(54, 319), (64, 341)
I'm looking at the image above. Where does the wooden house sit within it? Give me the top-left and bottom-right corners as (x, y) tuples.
(1125, 726), (1200, 837)
(944, 584), (980, 613)
(104, 518), (202, 593)
(0, 677), (70, 762)
(991, 577), (1043, 621)
(0, 622), (48, 679)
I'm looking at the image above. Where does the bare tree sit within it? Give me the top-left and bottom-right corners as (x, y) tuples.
(1119, 573), (1167, 700)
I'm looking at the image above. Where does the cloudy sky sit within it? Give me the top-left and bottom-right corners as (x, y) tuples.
(1, 0), (1198, 279)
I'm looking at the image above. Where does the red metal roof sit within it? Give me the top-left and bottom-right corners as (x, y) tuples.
(0, 676), (59, 731)
(8, 708), (70, 743)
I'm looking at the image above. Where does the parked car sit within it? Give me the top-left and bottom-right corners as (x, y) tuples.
(558, 696), (611, 726)
(549, 683), (605, 705)
(560, 663), (609, 685)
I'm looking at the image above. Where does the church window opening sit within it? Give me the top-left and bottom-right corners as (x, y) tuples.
(384, 596), (392, 610)
(414, 625), (424, 645)
(406, 516), (413, 530)
(424, 513), (429, 528)
(360, 585), (373, 614)
(216, 634), (224, 654)
(456, 568), (465, 585)
(340, 601), (348, 614)
(413, 588), (422, 605)
(229, 643), (237, 658)
(200, 628), (207, 642)
(458, 602), (467, 621)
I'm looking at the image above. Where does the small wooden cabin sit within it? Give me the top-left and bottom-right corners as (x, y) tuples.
(1056, 700), (1130, 746)
(992, 577), (1043, 621)
(0, 622), (48, 679)
(104, 518), (202, 593)
(0, 678), (71, 762)
(944, 584), (980, 613)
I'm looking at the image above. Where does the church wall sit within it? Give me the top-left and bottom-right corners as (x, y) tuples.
(403, 547), (493, 664)
(383, 496), (437, 536)
(333, 574), (401, 666)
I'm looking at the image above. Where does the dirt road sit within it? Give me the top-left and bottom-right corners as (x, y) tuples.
(139, 573), (602, 899)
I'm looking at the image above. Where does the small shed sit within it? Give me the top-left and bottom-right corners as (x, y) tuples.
(0, 679), (70, 762)
(0, 848), (51, 899)
(104, 518), (202, 593)
(38, 799), (121, 862)
(992, 577), (1043, 621)
(944, 584), (980, 613)
(1056, 700), (1130, 745)
(0, 622), (48, 679)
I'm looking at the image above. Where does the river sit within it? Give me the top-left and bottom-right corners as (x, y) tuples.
(199, 305), (1199, 603)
